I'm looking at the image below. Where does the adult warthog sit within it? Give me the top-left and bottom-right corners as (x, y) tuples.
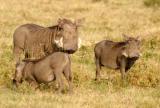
(94, 35), (141, 81)
(13, 18), (82, 64)
(13, 52), (72, 93)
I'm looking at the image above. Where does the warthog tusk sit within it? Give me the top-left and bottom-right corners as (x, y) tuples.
(139, 53), (142, 57)
(78, 38), (82, 49)
(59, 37), (63, 48)
(54, 39), (59, 44)
(54, 37), (63, 48)
(122, 52), (128, 57)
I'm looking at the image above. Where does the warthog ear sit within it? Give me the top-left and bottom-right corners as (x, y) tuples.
(58, 18), (65, 28)
(75, 18), (85, 27)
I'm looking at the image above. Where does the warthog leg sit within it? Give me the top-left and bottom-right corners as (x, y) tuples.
(13, 47), (23, 64)
(29, 81), (39, 90)
(55, 70), (64, 93)
(27, 76), (39, 90)
(95, 58), (101, 81)
(120, 57), (127, 81)
(63, 64), (73, 93)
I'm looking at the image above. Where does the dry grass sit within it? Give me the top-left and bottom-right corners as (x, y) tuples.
(0, 0), (160, 107)
(0, 86), (160, 108)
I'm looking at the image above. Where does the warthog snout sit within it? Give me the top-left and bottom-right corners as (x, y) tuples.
(129, 52), (140, 58)
(12, 79), (16, 85)
(54, 37), (82, 54)
(64, 49), (76, 54)
(63, 41), (78, 54)
(12, 78), (22, 87)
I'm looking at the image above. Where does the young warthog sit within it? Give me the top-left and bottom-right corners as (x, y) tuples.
(13, 52), (73, 93)
(94, 35), (141, 81)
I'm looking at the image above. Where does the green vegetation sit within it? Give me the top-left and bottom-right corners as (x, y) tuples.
(0, 0), (160, 107)
(144, 0), (160, 7)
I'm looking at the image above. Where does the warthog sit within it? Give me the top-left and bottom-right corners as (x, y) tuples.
(94, 35), (141, 81)
(13, 18), (82, 64)
(13, 52), (73, 93)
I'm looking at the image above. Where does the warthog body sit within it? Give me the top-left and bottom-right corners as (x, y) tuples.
(13, 52), (72, 93)
(13, 18), (82, 64)
(94, 35), (141, 81)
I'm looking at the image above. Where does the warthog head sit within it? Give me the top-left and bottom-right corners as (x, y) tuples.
(54, 18), (83, 54)
(13, 62), (26, 87)
(122, 34), (141, 58)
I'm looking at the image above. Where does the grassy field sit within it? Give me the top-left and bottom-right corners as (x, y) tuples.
(0, 0), (160, 107)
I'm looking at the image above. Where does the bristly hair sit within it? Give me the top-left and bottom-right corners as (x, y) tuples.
(47, 25), (62, 30)
(22, 55), (47, 63)
(21, 51), (58, 63)
(62, 18), (75, 25)
(113, 41), (128, 48)
(25, 25), (61, 59)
